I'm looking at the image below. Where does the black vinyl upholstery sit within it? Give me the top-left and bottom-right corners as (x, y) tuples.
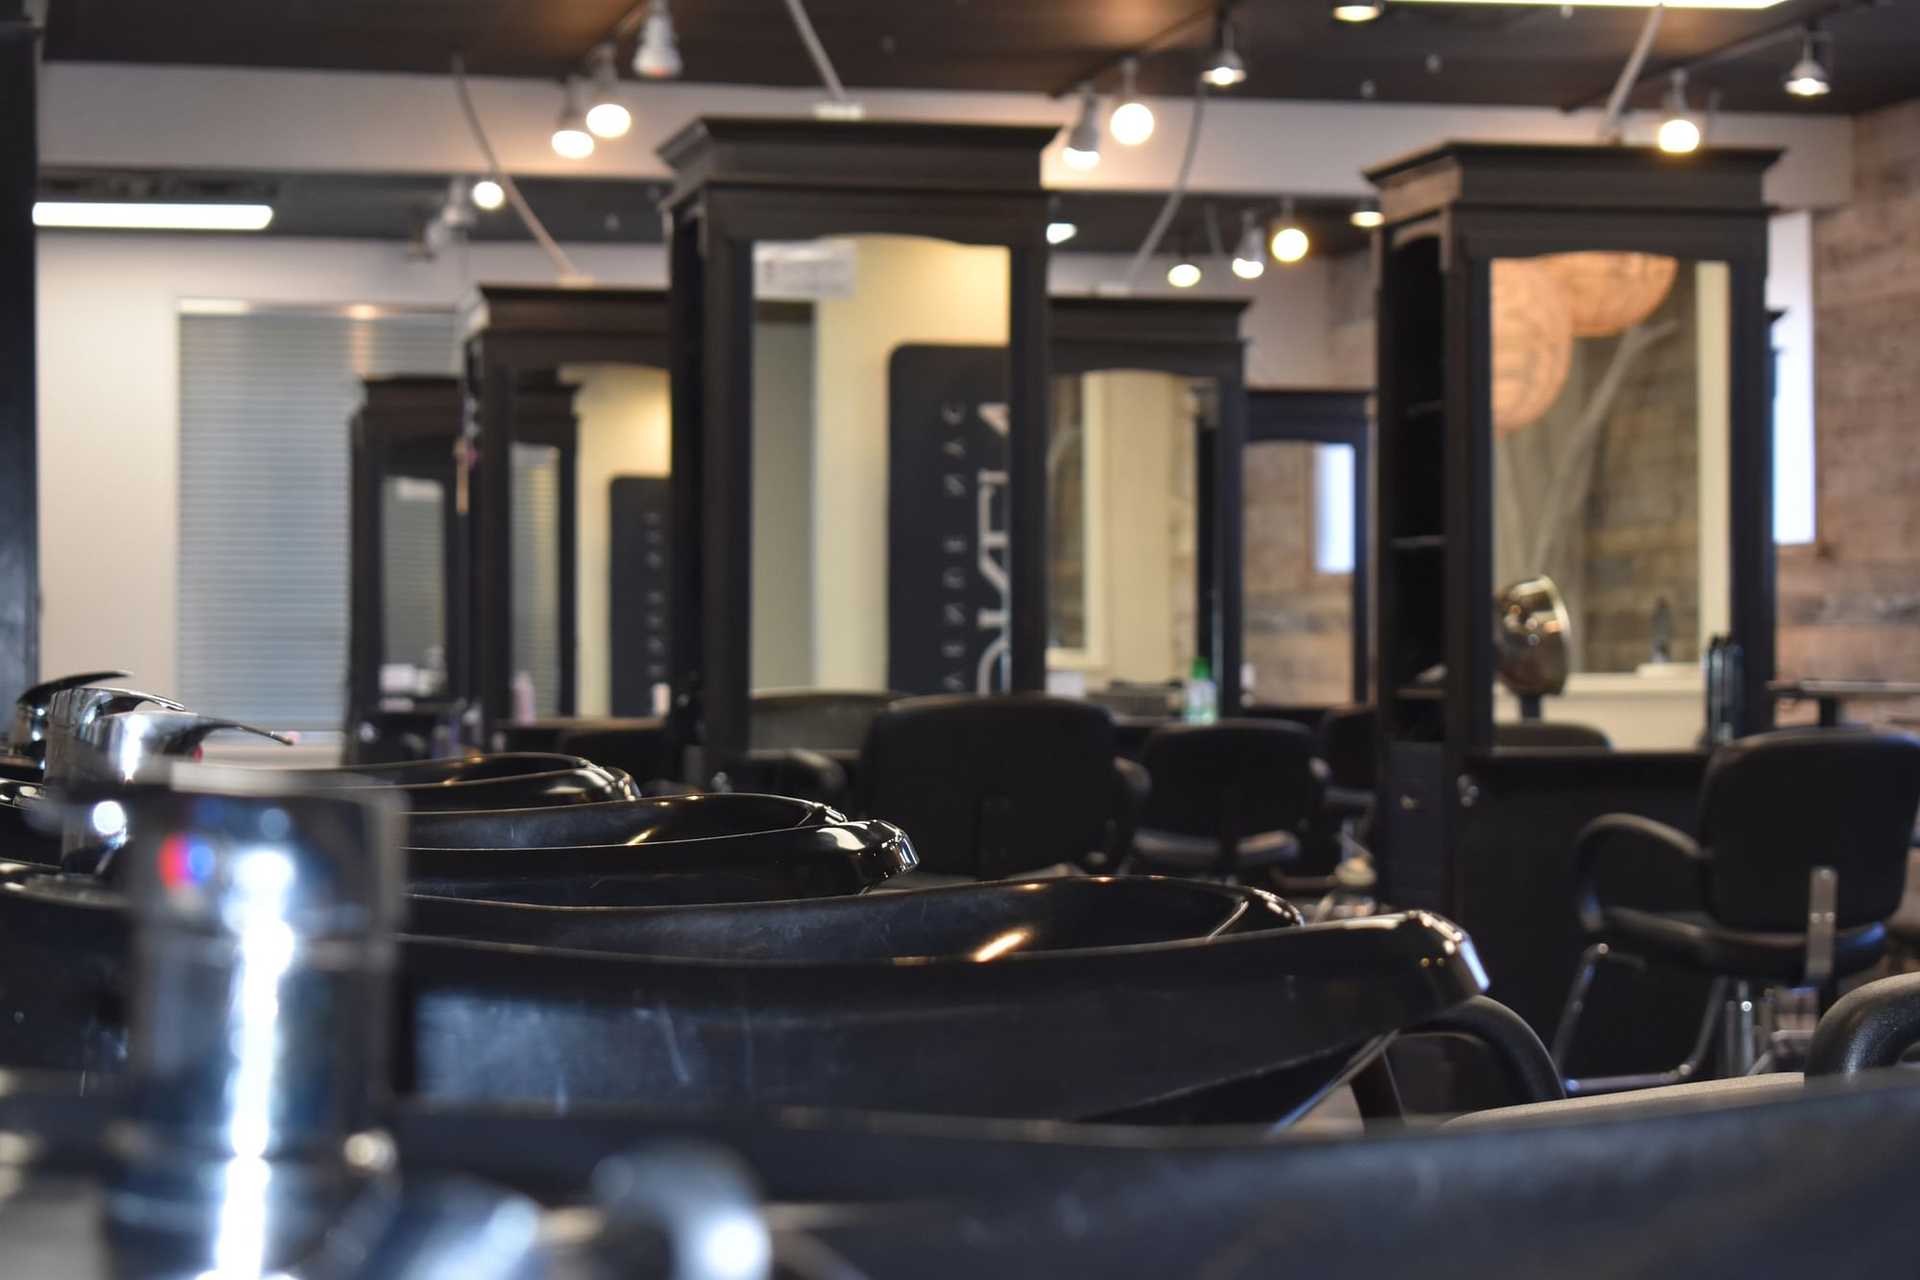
(1130, 720), (1323, 875)
(1579, 726), (1920, 982)
(751, 690), (899, 752)
(859, 694), (1123, 878)
(1493, 721), (1612, 750)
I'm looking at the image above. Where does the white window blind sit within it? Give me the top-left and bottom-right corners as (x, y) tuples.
(178, 309), (456, 732)
(1313, 443), (1357, 575)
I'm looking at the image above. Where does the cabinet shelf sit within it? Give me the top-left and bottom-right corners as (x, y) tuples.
(1390, 535), (1447, 551)
(1395, 685), (1446, 701)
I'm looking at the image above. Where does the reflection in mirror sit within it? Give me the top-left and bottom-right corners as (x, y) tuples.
(748, 234), (1011, 712)
(1242, 441), (1354, 705)
(1045, 370), (1203, 715)
(379, 475), (446, 688)
(1490, 254), (1729, 748)
(561, 363), (671, 717)
(509, 442), (562, 717)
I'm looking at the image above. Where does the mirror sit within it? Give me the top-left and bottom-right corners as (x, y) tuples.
(1045, 369), (1207, 715)
(1490, 253), (1729, 749)
(1242, 439), (1357, 706)
(508, 440), (564, 718)
(379, 474), (448, 689)
(747, 234), (1012, 711)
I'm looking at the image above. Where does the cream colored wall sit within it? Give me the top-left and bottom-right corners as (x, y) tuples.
(1060, 370), (1195, 689)
(809, 236), (1010, 688)
(751, 318), (816, 690)
(560, 363), (671, 717)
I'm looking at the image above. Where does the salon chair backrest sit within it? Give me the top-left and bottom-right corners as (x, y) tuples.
(1699, 726), (1920, 932)
(750, 690), (900, 752)
(1492, 721), (1611, 750)
(860, 694), (1119, 878)
(1317, 704), (1377, 792)
(1138, 720), (1322, 845)
(554, 722), (680, 788)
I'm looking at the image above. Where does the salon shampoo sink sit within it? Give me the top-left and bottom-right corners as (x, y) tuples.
(0, 868), (1484, 1123)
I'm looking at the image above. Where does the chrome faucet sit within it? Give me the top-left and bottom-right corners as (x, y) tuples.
(8, 671), (132, 765)
(39, 684), (187, 783)
(49, 702), (291, 873)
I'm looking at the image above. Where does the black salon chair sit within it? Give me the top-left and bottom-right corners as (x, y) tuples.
(859, 694), (1137, 882)
(1554, 726), (1920, 1093)
(747, 689), (899, 805)
(1493, 721), (1611, 749)
(1317, 705), (1376, 815)
(553, 721), (682, 792)
(1127, 720), (1325, 881)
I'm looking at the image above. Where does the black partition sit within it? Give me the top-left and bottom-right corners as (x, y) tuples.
(660, 118), (1056, 777)
(1364, 142), (1779, 1048)
(464, 285), (671, 733)
(346, 376), (468, 752)
(1245, 388), (1371, 709)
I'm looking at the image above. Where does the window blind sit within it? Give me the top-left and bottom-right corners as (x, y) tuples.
(177, 309), (457, 732)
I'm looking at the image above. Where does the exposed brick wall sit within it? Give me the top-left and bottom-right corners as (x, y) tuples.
(1778, 98), (1920, 727)
(1243, 441), (1353, 703)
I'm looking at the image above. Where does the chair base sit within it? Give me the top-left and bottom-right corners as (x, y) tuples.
(1552, 944), (1728, 1097)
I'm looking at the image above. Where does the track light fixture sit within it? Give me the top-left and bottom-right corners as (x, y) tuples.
(471, 177), (505, 211)
(551, 81), (596, 160)
(1047, 220), (1079, 245)
(1110, 58), (1156, 146)
(1349, 196), (1384, 229)
(1231, 210), (1266, 280)
(1332, 2), (1386, 21)
(1783, 28), (1830, 97)
(1656, 69), (1702, 154)
(1203, 9), (1248, 88)
(1063, 83), (1103, 169)
(633, 0), (683, 79)
(1269, 200), (1310, 264)
(584, 43), (632, 138)
(1167, 256), (1202, 289)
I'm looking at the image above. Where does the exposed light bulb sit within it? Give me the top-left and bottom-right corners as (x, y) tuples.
(472, 178), (506, 211)
(1047, 221), (1079, 245)
(1168, 259), (1202, 289)
(1656, 70), (1701, 154)
(1110, 58), (1155, 146)
(1783, 32), (1830, 97)
(1231, 211), (1265, 279)
(1063, 82), (1102, 169)
(1350, 196), (1383, 229)
(552, 82), (596, 160)
(633, 0), (682, 79)
(1332, 2), (1385, 21)
(584, 43), (632, 138)
(1203, 14), (1248, 88)
(1270, 223), (1310, 264)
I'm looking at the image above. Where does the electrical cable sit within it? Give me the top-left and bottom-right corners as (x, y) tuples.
(1121, 75), (1210, 292)
(449, 54), (589, 283)
(781, 0), (850, 103)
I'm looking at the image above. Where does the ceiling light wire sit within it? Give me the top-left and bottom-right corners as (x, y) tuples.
(782, 0), (851, 103)
(1599, 1), (1665, 142)
(1121, 75), (1211, 292)
(449, 54), (588, 284)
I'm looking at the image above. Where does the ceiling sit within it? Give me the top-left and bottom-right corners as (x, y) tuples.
(41, 0), (1920, 115)
(35, 167), (1372, 257)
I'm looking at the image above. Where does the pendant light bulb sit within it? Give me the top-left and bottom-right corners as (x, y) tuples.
(1047, 221), (1079, 245)
(551, 81), (596, 160)
(1332, 1), (1385, 21)
(1783, 31), (1830, 97)
(1203, 12), (1248, 88)
(1656, 70), (1702, 155)
(584, 43), (632, 138)
(633, 0), (683, 80)
(1350, 196), (1383, 229)
(1231, 211), (1266, 280)
(1109, 58), (1155, 146)
(1269, 200), (1310, 264)
(1063, 83), (1103, 169)
(1168, 258), (1202, 289)
(471, 178), (506, 211)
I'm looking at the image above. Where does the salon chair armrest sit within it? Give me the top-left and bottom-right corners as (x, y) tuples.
(1572, 813), (1710, 937)
(1094, 757), (1152, 872)
(1807, 972), (1920, 1077)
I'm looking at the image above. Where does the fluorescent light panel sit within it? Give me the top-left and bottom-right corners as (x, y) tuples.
(1394, 0), (1784, 7)
(33, 202), (274, 231)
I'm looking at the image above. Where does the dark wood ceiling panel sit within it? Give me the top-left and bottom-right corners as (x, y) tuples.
(40, 0), (1920, 114)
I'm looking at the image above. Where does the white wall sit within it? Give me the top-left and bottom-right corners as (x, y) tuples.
(35, 233), (666, 695)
